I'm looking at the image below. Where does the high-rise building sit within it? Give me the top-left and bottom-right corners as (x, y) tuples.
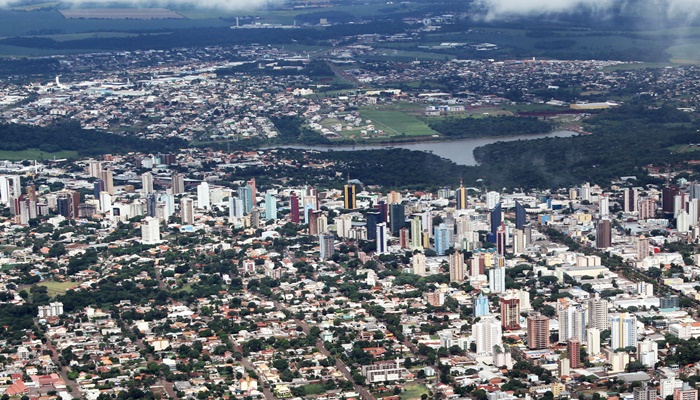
(500, 296), (520, 331)
(0, 175), (21, 206)
(319, 233), (335, 260)
(486, 191), (500, 210)
(678, 210), (690, 233)
(434, 223), (453, 255)
(449, 251), (465, 283)
(611, 313), (638, 350)
(88, 160), (102, 178)
(376, 223), (388, 254)
(344, 184), (356, 210)
(389, 204), (405, 234)
(624, 188), (638, 213)
(587, 327), (601, 355)
(197, 182), (210, 209)
(100, 170), (114, 195)
(596, 219), (612, 249)
(376, 201), (388, 223)
(56, 191), (80, 219)
(674, 385), (698, 400)
(515, 201), (527, 229)
(171, 172), (185, 195)
(490, 203), (502, 239)
(146, 193), (157, 217)
(633, 383), (657, 400)
(636, 236), (650, 260)
(558, 301), (587, 343)
(290, 192), (300, 223)
(141, 217), (160, 244)
(238, 186), (253, 214)
(411, 216), (423, 250)
(142, 172), (154, 195)
(587, 294), (609, 330)
(387, 191), (401, 204)
(474, 317), (502, 355)
(399, 227), (410, 249)
(412, 252), (426, 276)
(526, 312), (550, 350)
(599, 195), (609, 218)
(567, 339), (581, 369)
(247, 178), (257, 203)
(265, 192), (277, 221)
(661, 377), (684, 399)
(366, 212), (381, 241)
(489, 265), (506, 294)
(496, 223), (506, 256)
(513, 228), (526, 255)
(229, 197), (244, 219)
(639, 198), (656, 220)
(308, 210), (322, 236)
(456, 184), (467, 210)
(474, 293), (490, 317)
(180, 198), (195, 224)
(663, 186), (680, 217)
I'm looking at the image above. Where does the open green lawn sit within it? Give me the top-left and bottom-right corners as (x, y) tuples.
(402, 382), (429, 400)
(0, 148), (78, 161)
(359, 109), (438, 137)
(301, 383), (326, 395)
(38, 280), (80, 297)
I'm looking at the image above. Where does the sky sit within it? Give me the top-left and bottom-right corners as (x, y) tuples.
(476, 0), (700, 21)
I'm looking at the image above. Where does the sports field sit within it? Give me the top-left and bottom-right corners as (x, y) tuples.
(359, 109), (438, 137)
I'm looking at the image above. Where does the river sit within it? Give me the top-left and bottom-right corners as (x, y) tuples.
(268, 130), (579, 166)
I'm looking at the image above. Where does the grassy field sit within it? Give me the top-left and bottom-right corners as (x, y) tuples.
(402, 382), (429, 400)
(38, 280), (80, 297)
(301, 383), (326, 395)
(0, 148), (78, 161)
(359, 109), (438, 137)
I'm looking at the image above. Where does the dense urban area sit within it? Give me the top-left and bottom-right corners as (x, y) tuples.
(3, 0), (700, 400)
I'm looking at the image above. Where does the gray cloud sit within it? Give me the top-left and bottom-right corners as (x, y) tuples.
(6, 0), (280, 10)
(476, 0), (700, 21)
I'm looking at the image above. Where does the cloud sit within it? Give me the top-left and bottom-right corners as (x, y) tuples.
(5, 0), (280, 10)
(476, 0), (700, 21)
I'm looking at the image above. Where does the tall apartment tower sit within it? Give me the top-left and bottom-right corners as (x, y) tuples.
(567, 339), (581, 369)
(449, 251), (465, 283)
(344, 184), (356, 210)
(500, 296), (520, 331)
(596, 219), (612, 249)
(587, 294), (610, 330)
(624, 188), (638, 213)
(526, 312), (550, 350)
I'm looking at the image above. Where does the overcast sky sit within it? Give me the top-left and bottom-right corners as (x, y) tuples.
(477, 0), (700, 20)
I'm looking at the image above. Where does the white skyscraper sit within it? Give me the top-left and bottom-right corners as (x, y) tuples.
(599, 196), (609, 218)
(558, 301), (587, 343)
(336, 214), (353, 238)
(142, 172), (154, 195)
(141, 217), (160, 244)
(587, 327), (601, 355)
(376, 223), (388, 255)
(474, 316), (502, 355)
(99, 191), (112, 214)
(611, 313), (638, 350)
(486, 191), (501, 210)
(677, 210), (690, 233)
(197, 182), (210, 209)
(0, 175), (21, 206)
(489, 265), (506, 293)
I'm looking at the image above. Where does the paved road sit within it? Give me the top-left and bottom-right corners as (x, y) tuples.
(38, 322), (83, 397)
(133, 333), (178, 399)
(290, 314), (375, 400)
(239, 354), (276, 400)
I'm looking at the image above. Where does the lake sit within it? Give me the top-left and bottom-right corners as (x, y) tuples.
(268, 130), (579, 166)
